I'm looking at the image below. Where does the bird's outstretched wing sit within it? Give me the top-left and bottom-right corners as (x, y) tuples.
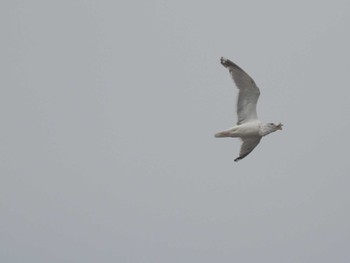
(220, 57), (260, 125)
(234, 137), (262, 162)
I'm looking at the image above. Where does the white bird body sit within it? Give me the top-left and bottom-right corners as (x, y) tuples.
(215, 57), (282, 162)
(215, 121), (261, 138)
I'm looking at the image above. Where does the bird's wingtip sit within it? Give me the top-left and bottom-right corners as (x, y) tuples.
(220, 57), (229, 67)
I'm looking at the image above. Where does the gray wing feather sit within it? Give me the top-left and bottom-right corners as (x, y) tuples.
(220, 57), (260, 125)
(234, 137), (262, 162)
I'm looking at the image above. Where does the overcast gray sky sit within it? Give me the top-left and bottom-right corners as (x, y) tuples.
(1, 0), (350, 262)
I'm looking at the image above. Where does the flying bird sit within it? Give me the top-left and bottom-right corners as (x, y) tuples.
(215, 57), (283, 161)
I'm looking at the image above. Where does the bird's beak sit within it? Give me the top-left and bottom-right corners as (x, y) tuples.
(277, 123), (283, 130)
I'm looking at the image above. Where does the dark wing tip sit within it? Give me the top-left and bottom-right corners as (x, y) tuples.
(220, 57), (244, 71)
(234, 156), (243, 162)
(220, 57), (233, 68)
(234, 152), (252, 162)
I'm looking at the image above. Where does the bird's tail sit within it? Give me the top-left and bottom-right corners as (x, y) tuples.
(214, 131), (230, 138)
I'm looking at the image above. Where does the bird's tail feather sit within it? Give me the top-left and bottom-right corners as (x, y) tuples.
(215, 131), (230, 138)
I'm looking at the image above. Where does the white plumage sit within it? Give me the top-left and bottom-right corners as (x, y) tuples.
(215, 57), (283, 162)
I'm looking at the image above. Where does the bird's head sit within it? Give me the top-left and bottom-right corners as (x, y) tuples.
(268, 123), (283, 131)
(260, 123), (283, 136)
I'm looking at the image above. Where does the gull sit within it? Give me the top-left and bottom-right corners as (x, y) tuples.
(215, 57), (283, 161)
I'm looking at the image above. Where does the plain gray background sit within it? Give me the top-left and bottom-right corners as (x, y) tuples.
(1, 0), (350, 262)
